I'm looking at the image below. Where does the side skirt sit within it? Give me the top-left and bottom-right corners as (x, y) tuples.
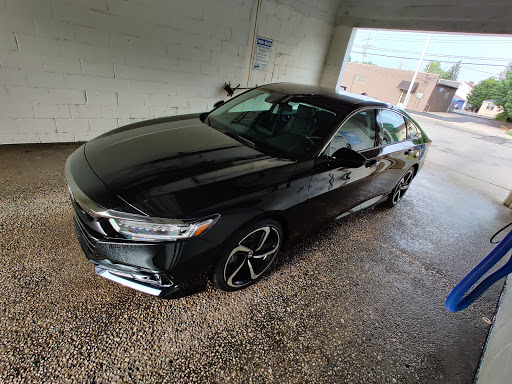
(334, 194), (387, 221)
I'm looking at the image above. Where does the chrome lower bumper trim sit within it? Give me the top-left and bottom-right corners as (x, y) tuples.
(95, 266), (164, 296)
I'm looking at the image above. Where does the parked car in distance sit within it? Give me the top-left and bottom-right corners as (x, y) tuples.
(66, 83), (430, 298)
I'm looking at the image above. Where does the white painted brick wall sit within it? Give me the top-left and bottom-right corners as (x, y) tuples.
(0, 0), (339, 144)
(43, 56), (82, 75)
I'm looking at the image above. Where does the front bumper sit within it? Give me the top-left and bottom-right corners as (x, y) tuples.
(66, 147), (220, 298)
(94, 263), (181, 298)
(73, 213), (220, 298)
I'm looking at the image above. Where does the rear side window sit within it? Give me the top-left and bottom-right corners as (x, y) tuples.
(378, 110), (407, 145)
(329, 109), (377, 154)
(405, 118), (423, 144)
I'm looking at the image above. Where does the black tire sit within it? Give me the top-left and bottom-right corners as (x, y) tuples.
(211, 219), (283, 292)
(384, 167), (415, 208)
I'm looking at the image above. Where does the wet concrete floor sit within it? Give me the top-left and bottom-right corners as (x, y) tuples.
(0, 115), (511, 383)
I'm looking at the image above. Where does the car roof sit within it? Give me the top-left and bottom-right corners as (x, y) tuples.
(259, 83), (396, 112)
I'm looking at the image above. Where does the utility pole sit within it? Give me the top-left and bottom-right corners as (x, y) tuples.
(425, 60), (432, 73)
(361, 35), (371, 63)
(402, 34), (432, 109)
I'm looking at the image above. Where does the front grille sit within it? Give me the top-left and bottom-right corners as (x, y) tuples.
(70, 197), (104, 256)
(74, 213), (99, 254)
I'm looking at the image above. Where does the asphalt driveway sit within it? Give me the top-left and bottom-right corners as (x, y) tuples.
(1, 114), (511, 383)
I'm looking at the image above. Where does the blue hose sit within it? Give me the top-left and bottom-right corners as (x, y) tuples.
(445, 227), (512, 312)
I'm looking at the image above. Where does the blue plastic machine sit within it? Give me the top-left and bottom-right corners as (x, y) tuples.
(446, 223), (512, 312)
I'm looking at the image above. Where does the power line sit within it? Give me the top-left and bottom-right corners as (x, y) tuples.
(344, 65), (438, 78)
(464, 67), (503, 75)
(350, 51), (509, 67)
(352, 45), (512, 62)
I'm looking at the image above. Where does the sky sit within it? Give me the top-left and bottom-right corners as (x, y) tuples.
(349, 29), (512, 85)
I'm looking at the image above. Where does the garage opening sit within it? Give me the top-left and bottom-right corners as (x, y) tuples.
(341, 28), (512, 113)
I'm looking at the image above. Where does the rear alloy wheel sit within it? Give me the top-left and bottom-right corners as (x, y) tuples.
(212, 220), (282, 291)
(385, 168), (415, 207)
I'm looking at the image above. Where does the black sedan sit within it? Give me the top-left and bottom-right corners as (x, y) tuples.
(65, 83), (430, 298)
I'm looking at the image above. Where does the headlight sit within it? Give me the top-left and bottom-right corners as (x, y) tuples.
(109, 216), (218, 242)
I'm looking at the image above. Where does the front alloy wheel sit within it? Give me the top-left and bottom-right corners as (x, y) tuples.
(212, 220), (282, 291)
(386, 168), (415, 207)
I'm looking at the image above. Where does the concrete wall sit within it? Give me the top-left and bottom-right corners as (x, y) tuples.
(476, 278), (512, 384)
(335, 0), (512, 34)
(340, 63), (439, 111)
(505, 191), (512, 208)
(319, 25), (355, 89)
(0, 0), (339, 144)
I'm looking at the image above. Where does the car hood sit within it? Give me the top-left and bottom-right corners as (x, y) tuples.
(85, 115), (296, 217)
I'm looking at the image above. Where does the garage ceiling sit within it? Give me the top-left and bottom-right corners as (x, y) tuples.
(335, 0), (512, 34)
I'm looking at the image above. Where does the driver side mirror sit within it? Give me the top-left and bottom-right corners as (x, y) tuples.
(213, 100), (225, 109)
(330, 147), (367, 168)
(199, 100), (225, 123)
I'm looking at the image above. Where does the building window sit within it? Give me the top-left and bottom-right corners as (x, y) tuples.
(486, 103), (495, 110)
(439, 87), (444, 93)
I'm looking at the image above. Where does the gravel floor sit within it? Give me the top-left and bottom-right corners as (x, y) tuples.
(1, 143), (510, 383)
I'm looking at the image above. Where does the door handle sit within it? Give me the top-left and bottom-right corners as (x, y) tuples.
(365, 159), (378, 168)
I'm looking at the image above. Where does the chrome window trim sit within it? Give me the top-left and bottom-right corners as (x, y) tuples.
(318, 106), (380, 156)
(403, 115), (423, 142)
(319, 106), (416, 157)
(375, 108), (411, 148)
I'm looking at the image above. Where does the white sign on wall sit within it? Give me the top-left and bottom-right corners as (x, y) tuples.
(253, 36), (273, 71)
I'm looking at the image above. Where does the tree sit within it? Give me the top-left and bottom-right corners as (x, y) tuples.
(424, 60), (461, 80)
(445, 61), (462, 81)
(493, 63), (512, 120)
(424, 61), (449, 78)
(351, 59), (376, 65)
(467, 77), (500, 111)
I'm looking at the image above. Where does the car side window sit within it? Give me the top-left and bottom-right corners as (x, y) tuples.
(378, 110), (407, 145)
(329, 109), (377, 154)
(405, 117), (423, 145)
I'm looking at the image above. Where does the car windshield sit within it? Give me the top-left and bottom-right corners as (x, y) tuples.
(207, 89), (340, 160)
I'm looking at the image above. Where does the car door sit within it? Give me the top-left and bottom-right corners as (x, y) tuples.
(369, 109), (414, 198)
(305, 108), (382, 222)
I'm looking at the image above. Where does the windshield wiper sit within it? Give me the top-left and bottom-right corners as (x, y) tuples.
(232, 111), (249, 124)
(222, 130), (256, 148)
